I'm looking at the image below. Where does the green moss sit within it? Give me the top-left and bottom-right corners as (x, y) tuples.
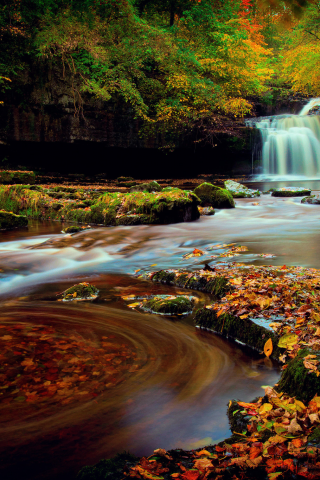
(194, 183), (235, 208)
(116, 214), (151, 225)
(194, 310), (281, 360)
(0, 211), (28, 230)
(144, 295), (194, 314)
(63, 226), (86, 233)
(62, 283), (99, 300)
(130, 181), (162, 193)
(277, 349), (320, 403)
(116, 176), (134, 182)
(152, 270), (230, 299)
(0, 170), (36, 185)
(308, 427), (320, 445)
(77, 452), (138, 480)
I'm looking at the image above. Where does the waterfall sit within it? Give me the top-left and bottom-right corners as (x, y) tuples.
(247, 98), (320, 178)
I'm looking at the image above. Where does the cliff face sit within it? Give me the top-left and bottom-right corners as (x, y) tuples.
(0, 65), (160, 148)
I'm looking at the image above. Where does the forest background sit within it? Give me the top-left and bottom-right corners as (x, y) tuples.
(1, 0), (320, 149)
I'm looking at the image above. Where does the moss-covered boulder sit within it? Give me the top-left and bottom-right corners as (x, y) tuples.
(302, 195), (320, 204)
(272, 187), (311, 197)
(0, 170), (36, 185)
(277, 349), (320, 403)
(143, 295), (194, 315)
(130, 181), (162, 193)
(225, 180), (260, 198)
(194, 183), (235, 208)
(61, 283), (99, 301)
(0, 211), (28, 230)
(194, 308), (282, 360)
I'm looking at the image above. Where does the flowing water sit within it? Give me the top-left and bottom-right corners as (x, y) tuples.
(3, 191), (320, 480)
(247, 98), (320, 178)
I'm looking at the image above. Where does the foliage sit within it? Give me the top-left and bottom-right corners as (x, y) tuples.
(0, 0), (276, 141)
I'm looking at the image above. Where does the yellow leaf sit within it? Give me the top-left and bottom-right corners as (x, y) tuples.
(264, 338), (273, 358)
(295, 399), (306, 412)
(259, 403), (273, 414)
(150, 264), (157, 267)
(128, 302), (140, 308)
(278, 333), (298, 349)
(73, 292), (77, 298)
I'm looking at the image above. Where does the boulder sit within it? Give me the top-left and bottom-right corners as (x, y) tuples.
(272, 187), (311, 197)
(194, 182), (235, 208)
(224, 180), (260, 198)
(0, 211), (28, 230)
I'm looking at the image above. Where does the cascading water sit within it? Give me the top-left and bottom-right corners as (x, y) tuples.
(247, 98), (320, 177)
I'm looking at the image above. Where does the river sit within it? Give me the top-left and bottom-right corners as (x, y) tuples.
(1, 188), (318, 480)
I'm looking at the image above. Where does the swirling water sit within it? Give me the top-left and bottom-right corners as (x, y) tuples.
(2, 192), (319, 479)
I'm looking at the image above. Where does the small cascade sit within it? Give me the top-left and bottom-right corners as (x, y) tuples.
(247, 99), (320, 177)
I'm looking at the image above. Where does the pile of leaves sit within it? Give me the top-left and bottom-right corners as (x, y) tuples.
(0, 323), (141, 412)
(124, 387), (320, 479)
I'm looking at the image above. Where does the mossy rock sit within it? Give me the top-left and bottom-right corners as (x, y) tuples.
(47, 192), (67, 199)
(143, 295), (194, 315)
(277, 349), (320, 403)
(52, 186), (76, 193)
(194, 183), (235, 208)
(302, 195), (320, 205)
(61, 283), (99, 301)
(117, 181), (137, 188)
(271, 187), (311, 197)
(63, 225), (91, 234)
(130, 181), (162, 193)
(77, 452), (138, 480)
(194, 309), (281, 360)
(198, 206), (215, 215)
(0, 170), (36, 185)
(224, 180), (260, 198)
(0, 211), (28, 230)
(152, 271), (230, 299)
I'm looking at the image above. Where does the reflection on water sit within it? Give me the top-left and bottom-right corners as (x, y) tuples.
(0, 302), (279, 480)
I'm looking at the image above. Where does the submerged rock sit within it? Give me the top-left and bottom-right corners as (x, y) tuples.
(224, 180), (260, 198)
(61, 282), (99, 301)
(194, 182), (235, 208)
(0, 211), (28, 230)
(143, 295), (194, 315)
(302, 195), (320, 204)
(271, 187), (311, 197)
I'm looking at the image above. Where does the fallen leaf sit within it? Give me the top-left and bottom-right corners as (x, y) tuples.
(264, 338), (273, 358)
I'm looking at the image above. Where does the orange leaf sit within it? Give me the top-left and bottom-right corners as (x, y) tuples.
(264, 338), (273, 358)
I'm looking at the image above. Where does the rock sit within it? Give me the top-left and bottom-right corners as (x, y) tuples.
(130, 181), (162, 193)
(62, 225), (91, 234)
(278, 349), (320, 403)
(194, 182), (235, 208)
(61, 282), (99, 301)
(302, 195), (320, 204)
(116, 176), (134, 182)
(198, 206), (215, 216)
(0, 211), (28, 230)
(224, 180), (260, 198)
(271, 187), (311, 197)
(0, 170), (36, 185)
(194, 308), (281, 361)
(143, 295), (194, 315)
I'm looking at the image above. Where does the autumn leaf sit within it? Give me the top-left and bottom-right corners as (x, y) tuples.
(264, 338), (273, 358)
(278, 333), (298, 349)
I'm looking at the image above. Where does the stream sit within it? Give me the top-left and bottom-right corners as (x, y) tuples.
(1, 187), (319, 480)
